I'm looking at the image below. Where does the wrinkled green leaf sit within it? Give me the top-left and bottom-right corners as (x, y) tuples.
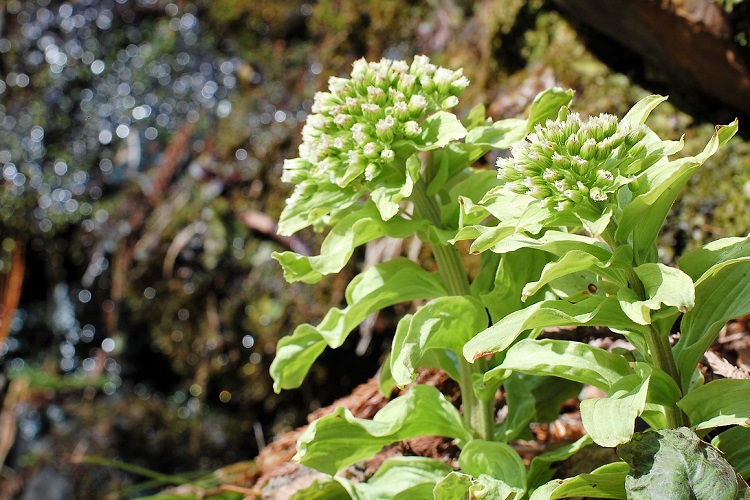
(677, 257), (750, 391)
(295, 385), (471, 475)
(273, 204), (426, 284)
(490, 339), (633, 392)
(581, 371), (650, 447)
(391, 296), (487, 386)
(712, 426), (750, 478)
(464, 296), (648, 362)
(271, 258), (446, 391)
(677, 379), (750, 429)
(525, 87), (575, 133)
(530, 462), (628, 500)
(617, 427), (750, 499)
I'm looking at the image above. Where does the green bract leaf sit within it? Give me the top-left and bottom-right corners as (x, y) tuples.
(354, 457), (453, 499)
(371, 153), (421, 221)
(278, 185), (362, 236)
(295, 385), (471, 475)
(617, 427), (750, 499)
(581, 371), (650, 447)
(390, 296), (487, 387)
(679, 234), (750, 282)
(617, 263), (695, 325)
(464, 296), (648, 362)
(491, 338), (633, 392)
(616, 119), (738, 264)
(677, 379), (750, 429)
(465, 118), (527, 149)
(271, 258), (446, 391)
(401, 111), (468, 151)
(676, 256), (750, 391)
(273, 204), (426, 284)
(530, 462), (628, 500)
(524, 87), (575, 134)
(620, 94), (668, 127)
(712, 426), (750, 478)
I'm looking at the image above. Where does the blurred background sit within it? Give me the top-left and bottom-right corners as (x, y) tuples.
(0, 0), (749, 497)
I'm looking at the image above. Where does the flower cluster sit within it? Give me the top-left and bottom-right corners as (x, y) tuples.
(282, 56), (469, 192)
(497, 108), (650, 212)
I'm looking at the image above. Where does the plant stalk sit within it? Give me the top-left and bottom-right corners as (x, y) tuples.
(625, 265), (689, 428)
(411, 179), (495, 441)
(603, 222), (688, 427)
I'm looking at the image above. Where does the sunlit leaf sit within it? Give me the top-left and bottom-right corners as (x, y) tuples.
(617, 427), (750, 499)
(273, 204), (426, 284)
(401, 111), (468, 151)
(465, 118), (527, 149)
(459, 439), (526, 493)
(679, 234), (750, 282)
(712, 426), (750, 478)
(391, 296), (487, 386)
(278, 184), (362, 236)
(616, 119), (738, 264)
(530, 462), (628, 500)
(490, 338), (633, 392)
(464, 296), (648, 362)
(677, 379), (750, 429)
(433, 471), (474, 500)
(676, 256), (750, 391)
(617, 263), (694, 325)
(620, 94), (668, 127)
(295, 385), (471, 475)
(271, 258), (446, 391)
(525, 87), (575, 133)
(581, 371), (650, 447)
(354, 457), (453, 499)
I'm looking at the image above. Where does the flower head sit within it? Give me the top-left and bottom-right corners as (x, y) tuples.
(497, 107), (650, 212)
(279, 56), (469, 234)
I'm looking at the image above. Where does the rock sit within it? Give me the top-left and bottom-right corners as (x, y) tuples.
(551, 0), (750, 115)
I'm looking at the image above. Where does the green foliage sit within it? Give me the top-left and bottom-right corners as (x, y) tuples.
(618, 428), (750, 499)
(272, 55), (749, 499)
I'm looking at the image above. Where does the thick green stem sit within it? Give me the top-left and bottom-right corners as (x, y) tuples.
(602, 223), (688, 427)
(625, 265), (689, 428)
(644, 326), (688, 428)
(411, 180), (496, 441)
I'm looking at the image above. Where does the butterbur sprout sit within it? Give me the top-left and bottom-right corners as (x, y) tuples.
(497, 107), (651, 213)
(278, 56), (469, 235)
